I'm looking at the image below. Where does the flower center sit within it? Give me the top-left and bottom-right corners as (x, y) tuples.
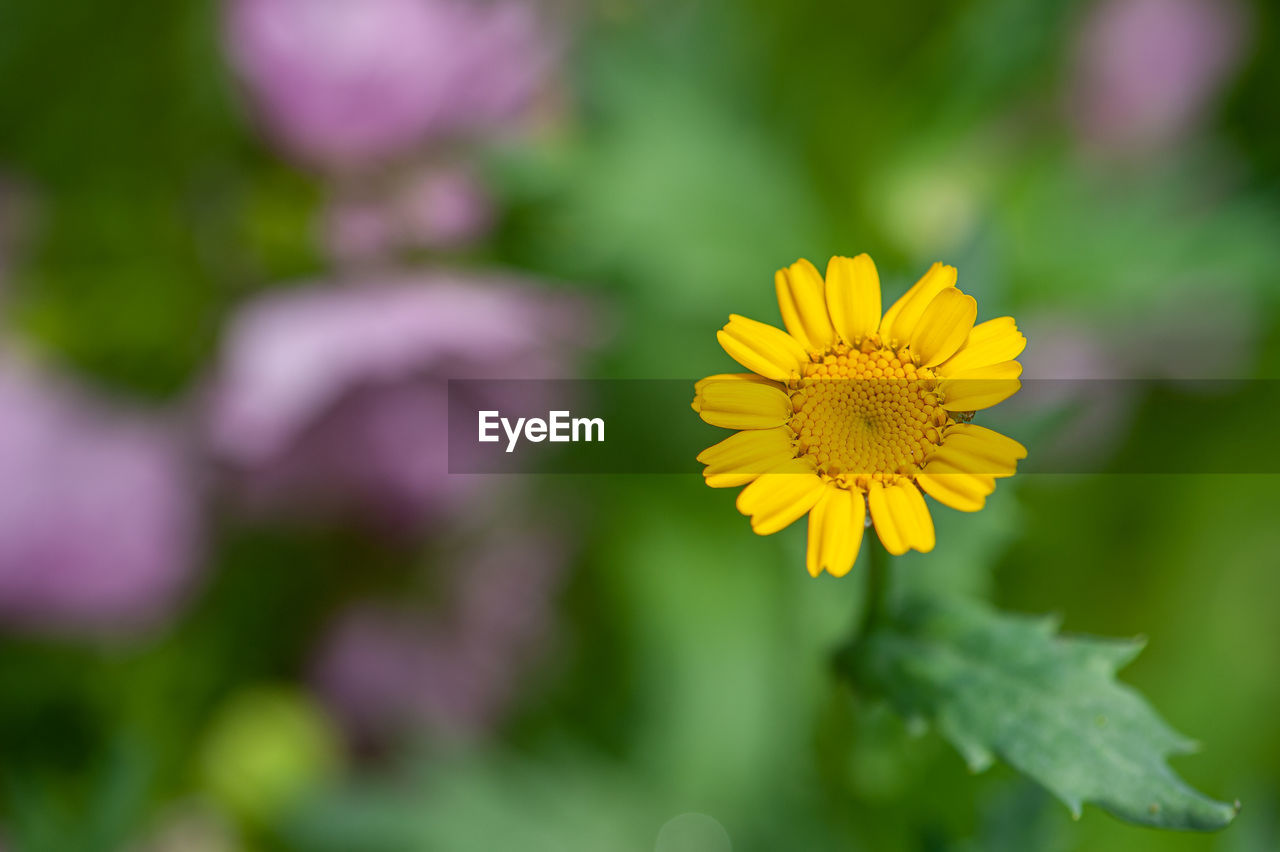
(789, 343), (951, 487)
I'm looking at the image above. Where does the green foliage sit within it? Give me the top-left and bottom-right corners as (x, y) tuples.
(839, 595), (1238, 832)
(285, 748), (675, 852)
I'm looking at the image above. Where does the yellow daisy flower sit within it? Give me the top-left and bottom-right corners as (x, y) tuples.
(692, 255), (1027, 577)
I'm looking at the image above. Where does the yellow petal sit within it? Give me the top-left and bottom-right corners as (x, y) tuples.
(895, 480), (936, 553)
(805, 484), (866, 578)
(699, 427), (797, 487)
(695, 379), (793, 430)
(943, 424), (1027, 471)
(702, 472), (757, 489)
(907, 288), (977, 367)
(879, 262), (957, 346)
(949, 423), (1026, 456)
(928, 441), (1017, 477)
(866, 482), (905, 555)
(938, 317), (1026, 376)
(697, 425), (795, 466)
(824, 254), (882, 345)
(692, 373), (783, 412)
(775, 258), (835, 353)
(717, 314), (809, 382)
(868, 480), (935, 554)
(694, 373), (782, 396)
(735, 460), (826, 535)
(915, 465), (996, 512)
(939, 361), (1022, 411)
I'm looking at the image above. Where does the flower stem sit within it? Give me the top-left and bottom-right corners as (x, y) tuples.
(857, 538), (890, 641)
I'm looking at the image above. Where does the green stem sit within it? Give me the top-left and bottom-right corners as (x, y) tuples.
(857, 537), (890, 641)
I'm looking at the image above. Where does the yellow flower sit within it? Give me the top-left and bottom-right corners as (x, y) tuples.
(693, 255), (1026, 577)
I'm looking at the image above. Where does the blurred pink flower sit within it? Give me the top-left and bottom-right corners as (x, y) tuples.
(1068, 0), (1249, 153)
(396, 163), (495, 250)
(206, 273), (593, 530)
(322, 163), (495, 266)
(225, 0), (556, 168)
(322, 194), (397, 266)
(312, 526), (564, 739)
(0, 359), (202, 635)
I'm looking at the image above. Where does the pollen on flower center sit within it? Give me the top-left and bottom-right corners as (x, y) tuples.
(789, 343), (951, 487)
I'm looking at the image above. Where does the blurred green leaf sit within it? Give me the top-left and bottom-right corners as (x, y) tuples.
(286, 747), (672, 852)
(839, 595), (1238, 832)
(999, 155), (1280, 314)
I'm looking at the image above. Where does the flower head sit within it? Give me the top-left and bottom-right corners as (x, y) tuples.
(206, 273), (592, 531)
(224, 0), (556, 168)
(311, 526), (564, 741)
(0, 359), (202, 634)
(1067, 0), (1248, 154)
(693, 255), (1026, 576)
(321, 163), (495, 266)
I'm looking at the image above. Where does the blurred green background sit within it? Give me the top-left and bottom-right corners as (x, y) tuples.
(1, 0), (1278, 850)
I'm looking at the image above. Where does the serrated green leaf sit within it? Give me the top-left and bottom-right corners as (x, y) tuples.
(838, 596), (1238, 831)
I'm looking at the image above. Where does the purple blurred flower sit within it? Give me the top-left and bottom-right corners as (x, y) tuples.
(312, 527), (564, 739)
(206, 273), (593, 530)
(225, 0), (556, 168)
(322, 163), (495, 266)
(395, 163), (495, 250)
(1068, 0), (1249, 153)
(322, 194), (397, 266)
(0, 359), (202, 635)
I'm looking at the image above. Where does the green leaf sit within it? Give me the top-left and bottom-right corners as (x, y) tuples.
(838, 595), (1239, 831)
